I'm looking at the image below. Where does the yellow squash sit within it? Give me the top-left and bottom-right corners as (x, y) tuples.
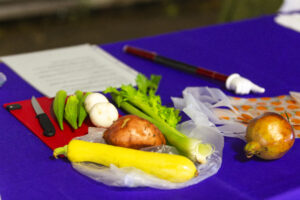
(54, 140), (197, 183)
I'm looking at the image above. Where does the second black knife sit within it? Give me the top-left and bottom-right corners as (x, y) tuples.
(31, 96), (56, 137)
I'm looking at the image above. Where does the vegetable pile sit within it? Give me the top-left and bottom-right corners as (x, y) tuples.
(53, 73), (215, 184)
(104, 74), (213, 164)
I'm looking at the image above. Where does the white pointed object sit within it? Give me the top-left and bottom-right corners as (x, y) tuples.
(225, 73), (265, 95)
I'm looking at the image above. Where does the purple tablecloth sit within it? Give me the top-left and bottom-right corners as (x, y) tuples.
(1, 15), (300, 200)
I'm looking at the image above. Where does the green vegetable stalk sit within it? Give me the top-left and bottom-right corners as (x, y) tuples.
(53, 90), (67, 130)
(64, 95), (79, 130)
(105, 74), (213, 164)
(75, 91), (91, 127)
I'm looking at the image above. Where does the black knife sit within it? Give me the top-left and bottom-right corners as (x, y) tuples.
(31, 96), (56, 137)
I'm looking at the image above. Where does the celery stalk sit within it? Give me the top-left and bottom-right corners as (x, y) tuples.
(106, 74), (213, 164)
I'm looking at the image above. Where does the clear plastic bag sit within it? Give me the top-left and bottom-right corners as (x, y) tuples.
(72, 124), (223, 189)
(172, 87), (247, 140)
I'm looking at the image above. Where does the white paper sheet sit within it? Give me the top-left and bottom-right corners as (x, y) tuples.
(1, 44), (138, 97)
(275, 13), (300, 33)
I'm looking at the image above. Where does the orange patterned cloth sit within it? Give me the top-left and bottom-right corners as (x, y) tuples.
(215, 94), (300, 138)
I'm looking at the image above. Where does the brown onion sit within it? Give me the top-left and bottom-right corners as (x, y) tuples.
(244, 112), (295, 160)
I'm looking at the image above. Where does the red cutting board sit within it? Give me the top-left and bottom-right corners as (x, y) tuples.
(3, 97), (92, 150)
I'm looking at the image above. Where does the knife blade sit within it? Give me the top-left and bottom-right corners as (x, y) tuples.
(31, 96), (56, 137)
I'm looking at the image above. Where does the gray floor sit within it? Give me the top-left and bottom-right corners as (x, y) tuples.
(0, 0), (221, 55)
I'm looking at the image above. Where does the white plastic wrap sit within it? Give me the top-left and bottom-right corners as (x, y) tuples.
(72, 120), (223, 189)
(172, 87), (247, 140)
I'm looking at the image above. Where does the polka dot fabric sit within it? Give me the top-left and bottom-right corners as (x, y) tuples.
(217, 95), (300, 138)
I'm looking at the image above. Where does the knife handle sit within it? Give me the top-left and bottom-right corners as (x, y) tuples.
(36, 113), (56, 137)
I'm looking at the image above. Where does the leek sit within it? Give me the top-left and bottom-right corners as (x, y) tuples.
(105, 74), (213, 164)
